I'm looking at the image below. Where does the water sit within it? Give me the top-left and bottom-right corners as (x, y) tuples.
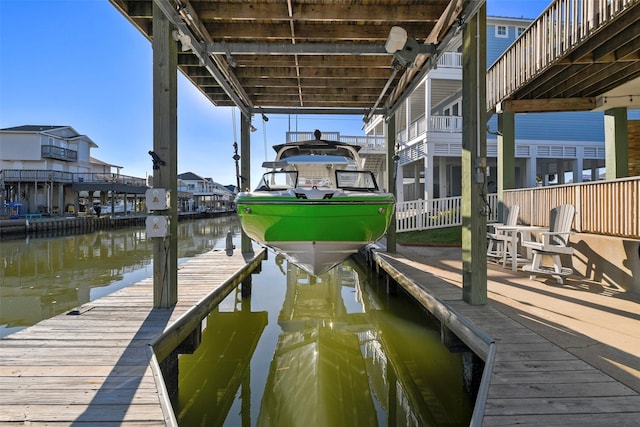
(0, 215), (240, 338)
(0, 216), (475, 425)
(174, 256), (474, 426)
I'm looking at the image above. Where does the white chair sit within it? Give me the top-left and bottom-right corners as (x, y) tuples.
(487, 205), (520, 267)
(521, 204), (575, 284)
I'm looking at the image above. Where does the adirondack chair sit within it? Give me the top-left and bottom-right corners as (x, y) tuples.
(521, 204), (576, 284)
(487, 205), (520, 268)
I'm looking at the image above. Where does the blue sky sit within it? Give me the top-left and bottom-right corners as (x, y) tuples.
(0, 0), (551, 186)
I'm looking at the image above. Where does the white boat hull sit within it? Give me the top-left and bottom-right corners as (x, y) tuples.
(268, 240), (368, 276)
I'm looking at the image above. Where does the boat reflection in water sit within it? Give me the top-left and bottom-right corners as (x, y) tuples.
(175, 255), (473, 426)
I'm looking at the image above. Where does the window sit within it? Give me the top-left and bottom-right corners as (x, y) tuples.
(517, 27), (526, 37)
(495, 25), (508, 38)
(452, 103), (459, 116)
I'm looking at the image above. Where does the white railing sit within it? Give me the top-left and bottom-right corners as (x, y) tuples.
(438, 52), (463, 68)
(285, 131), (386, 151)
(487, 0), (637, 108)
(396, 194), (499, 232)
(398, 115), (462, 145)
(430, 116), (463, 132)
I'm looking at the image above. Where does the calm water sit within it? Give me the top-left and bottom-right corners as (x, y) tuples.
(175, 255), (474, 426)
(0, 215), (240, 337)
(0, 216), (475, 425)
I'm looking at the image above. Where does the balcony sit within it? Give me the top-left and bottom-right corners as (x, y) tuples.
(41, 145), (78, 162)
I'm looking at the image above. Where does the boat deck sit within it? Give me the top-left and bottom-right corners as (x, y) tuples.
(0, 248), (267, 425)
(369, 243), (640, 426)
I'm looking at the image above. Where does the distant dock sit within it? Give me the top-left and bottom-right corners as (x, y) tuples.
(0, 210), (236, 238)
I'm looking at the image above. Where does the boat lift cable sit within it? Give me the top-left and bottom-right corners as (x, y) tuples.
(262, 112), (269, 162)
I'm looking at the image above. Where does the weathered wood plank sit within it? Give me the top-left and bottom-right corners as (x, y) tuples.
(0, 404), (166, 423)
(487, 381), (637, 399)
(367, 244), (640, 426)
(483, 413), (640, 427)
(0, 248), (267, 425)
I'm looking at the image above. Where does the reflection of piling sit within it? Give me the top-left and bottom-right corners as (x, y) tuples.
(226, 231), (235, 253)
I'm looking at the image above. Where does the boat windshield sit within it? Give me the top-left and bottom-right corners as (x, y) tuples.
(335, 170), (379, 191)
(256, 171), (298, 191)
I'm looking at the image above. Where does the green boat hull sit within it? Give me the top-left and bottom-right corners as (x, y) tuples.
(236, 195), (395, 244)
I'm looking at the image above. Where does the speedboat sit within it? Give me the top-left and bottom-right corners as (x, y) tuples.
(235, 130), (395, 275)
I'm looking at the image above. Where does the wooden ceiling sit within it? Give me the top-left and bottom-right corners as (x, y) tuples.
(109, 0), (480, 116)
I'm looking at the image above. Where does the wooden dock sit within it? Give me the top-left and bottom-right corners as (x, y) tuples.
(0, 248), (267, 425)
(368, 244), (640, 426)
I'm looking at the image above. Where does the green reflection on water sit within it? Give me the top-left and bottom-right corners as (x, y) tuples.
(176, 258), (474, 427)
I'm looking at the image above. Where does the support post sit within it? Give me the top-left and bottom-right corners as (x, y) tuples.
(386, 114), (397, 254)
(240, 112), (253, 254)
(461, 5), (487, 305)
(604, 107), (628, 180)
(152, 3), (178, 308)
(497, 110), (515, 222)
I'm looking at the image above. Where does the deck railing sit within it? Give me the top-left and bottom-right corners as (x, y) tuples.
(487, 0), (636, 108)
(0, 170), (147, 187)
(503, 176), (640, 238)
(396, 176), (639, 239)
(396, 194), (499, 232)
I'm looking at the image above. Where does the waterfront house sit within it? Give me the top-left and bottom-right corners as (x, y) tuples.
(364, 15), (639, 203)
(0, 125), (147, 216)
(177, 172), (235, 213)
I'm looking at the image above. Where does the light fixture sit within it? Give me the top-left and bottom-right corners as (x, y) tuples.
(385, 26), (432, 69)
(172, 30), (193, 52)
(250, 125), (257, 132)
(385, 26), (408, 54)
(261, 113), (269, 122)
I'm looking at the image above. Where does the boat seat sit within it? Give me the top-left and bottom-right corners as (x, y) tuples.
(521, 204), (576, 284)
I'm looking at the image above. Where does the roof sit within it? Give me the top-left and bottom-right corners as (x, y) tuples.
(178, 171), (206, 181)
(1, 125), (70, 132)
(90, 156), (123, 169)
(1, 125), (99, 148)
(108, 0), (480, 117)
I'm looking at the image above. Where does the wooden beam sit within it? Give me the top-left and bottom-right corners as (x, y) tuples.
(240, 77), (387, 88)
(233, 55), (390, 68)
(152, 3), (178, 308)
(461, 5), (487, 305)
(203, 22), (433, 41)
(240, 113), (252, 253)
(195, 2), (446, 22)
(386, 116), (397, 254)
(235, 66), (391, 79)
(497, 98), (596, 113)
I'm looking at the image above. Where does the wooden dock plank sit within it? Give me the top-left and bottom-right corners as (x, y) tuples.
(369, 246), (640, 426)
(0, 248), (267, 426)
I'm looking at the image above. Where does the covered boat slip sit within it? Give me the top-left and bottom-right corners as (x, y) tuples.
(0, 248), (267, 425)
(107, 0), (494, 306)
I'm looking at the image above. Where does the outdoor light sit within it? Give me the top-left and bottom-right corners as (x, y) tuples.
(385, 26), (408, 54)
(172, 30), (193, 52)
(385, 26), (431, 69)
